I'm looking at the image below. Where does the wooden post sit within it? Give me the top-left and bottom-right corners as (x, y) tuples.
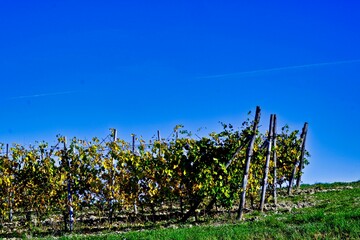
(272, 115), (278, 206)
(287, 123), (308, 195)
(6, 144), (13, 222)
(132, 134), (138, 215)
(260, 114), (274, 212)
(174, 129), (184, 216)
(157, 130), (161, 157)
(237, 106), (261, 220)
(157, 130), (161, 141)
(132, 134), (135, 153)
(64, 137), (74, 231)
(6, 144), (9, 157)
(109, 129), (117, 224)
(296, 123), (308, 188)
(113, 129), (117, 142)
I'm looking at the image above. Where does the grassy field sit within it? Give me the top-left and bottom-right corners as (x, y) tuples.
(37, 180), (360, 240)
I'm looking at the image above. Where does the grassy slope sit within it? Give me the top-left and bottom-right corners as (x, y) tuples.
(51, 181), (360, 239)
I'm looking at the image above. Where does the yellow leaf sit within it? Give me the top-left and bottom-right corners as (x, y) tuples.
(50, 189), (56, 196)
(4, 177), (10, 185)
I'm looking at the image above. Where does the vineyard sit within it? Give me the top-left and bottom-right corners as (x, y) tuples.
(0, 106), (309, 236)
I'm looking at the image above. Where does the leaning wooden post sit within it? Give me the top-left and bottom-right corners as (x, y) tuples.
(260, 114), (274, 212)
(296, 123), (308, 189)
(287, 123), (307, 195)
(237, 106), (261, 220)
(272, 115), (278, 206)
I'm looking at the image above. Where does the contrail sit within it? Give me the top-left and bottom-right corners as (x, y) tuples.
(198, 59), (360, 79)
(9, 90), (79, 100)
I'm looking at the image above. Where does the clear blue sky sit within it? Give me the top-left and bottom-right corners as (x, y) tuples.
(1, 1), (359, 184)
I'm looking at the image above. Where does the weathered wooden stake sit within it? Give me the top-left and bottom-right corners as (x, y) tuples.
(109, 129), (117, 224)
(260, 114), (274, 212)
(174, 129), (184, 216)
(132, 134), (135, 153)
(9, 195), (13, 222)
(296, 123), (308, 188)
(237, 106), (261, 220)
(157, 130), (161, 157)
(272, 115), (278, 206)
(64, 137), (74, 231)
(288, 122), (308, 195)
(113, 129), (117, 142)
(6, 143), (9, 157)
(131, 134), (138, 215)
(6, 144), (13, 222)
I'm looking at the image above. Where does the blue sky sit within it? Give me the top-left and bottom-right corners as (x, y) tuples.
(1, 1), (359, 184)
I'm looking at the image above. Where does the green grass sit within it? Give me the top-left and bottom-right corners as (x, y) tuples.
(22, 181), (360, 239)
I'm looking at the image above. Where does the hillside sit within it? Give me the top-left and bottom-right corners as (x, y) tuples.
(31, 180), (360, 239)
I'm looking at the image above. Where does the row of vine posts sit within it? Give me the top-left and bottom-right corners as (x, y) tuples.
(0, 106), (309, 234)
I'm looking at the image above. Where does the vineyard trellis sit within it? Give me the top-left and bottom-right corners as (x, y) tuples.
(0, 106), (309, 234)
